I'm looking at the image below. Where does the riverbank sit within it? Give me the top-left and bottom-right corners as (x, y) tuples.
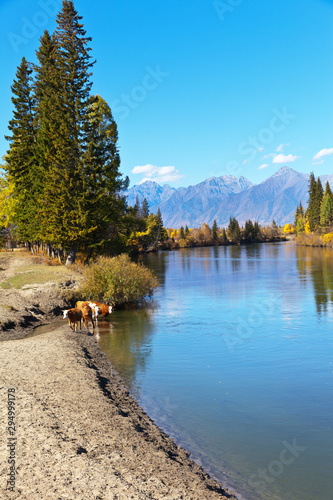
(0, 252), (238, 499)
(0, 251), (77, 341)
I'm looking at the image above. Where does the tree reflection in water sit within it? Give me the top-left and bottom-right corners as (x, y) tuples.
(97, 306), (157, 397)
(296, 245), (333, 315)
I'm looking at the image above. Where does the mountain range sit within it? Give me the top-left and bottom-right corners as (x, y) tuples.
(126, 167), (333, 228)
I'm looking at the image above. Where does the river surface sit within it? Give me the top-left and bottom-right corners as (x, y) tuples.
(88, 243), (332, 499)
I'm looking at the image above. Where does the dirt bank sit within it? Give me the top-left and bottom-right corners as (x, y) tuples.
(0, 253), (238, 499)
(0, 251), (77, 341)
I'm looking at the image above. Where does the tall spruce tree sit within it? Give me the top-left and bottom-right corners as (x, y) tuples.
(294, 201), (304, 227)
(306, 172), (323, 231)
(5, 57), (37, 244)
(212, 220), (218, 241)
(142, 198), (149, 219)
(244, 219), (254, 240)
(81, 95), (129, 255)
(228, 216), (240, 242)
(33, 30), (61, 247)
(320, 181), (333, 227)
(43, 0), (97, 263)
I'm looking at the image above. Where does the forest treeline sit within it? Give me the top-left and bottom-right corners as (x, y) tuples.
(292, 173), (333, 247)
(128, 200), (285, 252)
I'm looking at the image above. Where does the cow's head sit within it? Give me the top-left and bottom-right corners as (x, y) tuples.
(63, 310), (69, 318)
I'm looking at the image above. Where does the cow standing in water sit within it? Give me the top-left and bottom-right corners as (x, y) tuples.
(75, 302), (95, 329)
(76, 301), (112, 319)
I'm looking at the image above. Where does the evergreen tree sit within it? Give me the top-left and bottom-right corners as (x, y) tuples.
(228, 216), (240, 242)
(306, 173), (323, 231)
(133, 195), (140, 217)
(212, 220), (218, 241)
(253, 221), (260, 239)
(156, 207), (163, 226)
(5, 57), (37, 243)
(185, 225), (189, 235)
(294, 201), (304, 227)
(80, 95), (129, 255)
(33, 30), (60, 246)
(320, 181), (333, 227)
(222, 228), (228, 243)
(296, 217), (306, 235)
(180, 226), (185, 239)
(44, 0), (97, 263)
(141, 198), (149, 219)
(244, 219), (254, 240)
(271, 219), (279, 237)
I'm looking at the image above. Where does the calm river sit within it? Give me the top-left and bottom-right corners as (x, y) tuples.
(96, 242), (332, 500)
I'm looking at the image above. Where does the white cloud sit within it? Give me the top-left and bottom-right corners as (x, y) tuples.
(276, 143), (290, 152)
(272, 153), (299, 164)
(131, 164), (184, 183)
(312, 148), (333, 161)
(258, 163), (269, 170)
(312, 160), (324, 166)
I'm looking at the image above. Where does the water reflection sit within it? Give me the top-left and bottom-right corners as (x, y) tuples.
(295, 245), (333, 315)
(229, 245), (242, 273)
(97, 308), (155, 395)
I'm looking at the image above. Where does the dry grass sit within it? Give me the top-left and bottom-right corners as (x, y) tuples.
(0, 251), (79, 289)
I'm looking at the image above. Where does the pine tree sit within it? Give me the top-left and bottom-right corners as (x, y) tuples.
(80, 95), (129, 255)
(228, 216), (240, 242)
(142, 198), (149, 219)
(244, 220), (254, 240)
(212, 220), (218, 241)
(320, 181), (333, 227)
(315, 177), (324, 226)
(180, 226), (185, 239)
(133, 195), (140, 217)
(294, 201), (304, 227)
(253, 221), (260, 239)
(271, 219), (279, 237)
(5, 57), (37, 243)
(156, 207), (163, 227)
(306, 173), (323, 231)
(33, 30), (60, 247)
(42, 0), (97, 263)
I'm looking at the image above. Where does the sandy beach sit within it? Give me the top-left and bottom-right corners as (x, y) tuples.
(0, 253), (237, 499)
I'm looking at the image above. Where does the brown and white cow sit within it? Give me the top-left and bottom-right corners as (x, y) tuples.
(76, 301), (100, 321)
(75, 302), (95, 329)
(87, 301), (113, 318)
(63, 308), (82, 331)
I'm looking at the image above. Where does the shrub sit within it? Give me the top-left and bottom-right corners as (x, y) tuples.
(322, 232), (333, 245)
(77, 254), (159, 307)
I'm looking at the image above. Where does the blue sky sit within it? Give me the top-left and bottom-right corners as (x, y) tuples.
(1, 0), (332, 188)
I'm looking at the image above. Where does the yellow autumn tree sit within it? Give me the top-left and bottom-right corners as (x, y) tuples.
(0, 169), (17, 248)
(284, 223), (295, 234)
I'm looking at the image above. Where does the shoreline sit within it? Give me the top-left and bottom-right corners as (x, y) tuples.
(0, 325), (238, 499)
